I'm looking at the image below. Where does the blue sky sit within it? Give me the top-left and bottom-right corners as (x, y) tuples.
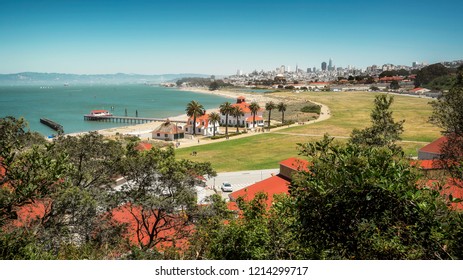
(0, 0), (462, 75)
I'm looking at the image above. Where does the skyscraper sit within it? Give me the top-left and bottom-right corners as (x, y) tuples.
(321, 61), (327, 71)
(328, 58), (333, 71)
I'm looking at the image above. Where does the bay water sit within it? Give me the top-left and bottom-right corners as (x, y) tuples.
(0, 84), (232, 136)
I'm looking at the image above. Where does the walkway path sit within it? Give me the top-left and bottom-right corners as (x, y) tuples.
(175, 101), (332, 149)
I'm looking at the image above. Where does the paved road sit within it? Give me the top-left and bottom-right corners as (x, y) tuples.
(197, 169), (279, 203)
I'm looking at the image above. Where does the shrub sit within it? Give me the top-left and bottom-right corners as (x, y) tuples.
(211, 131), (247, 140)
(300, 104), (321, 114)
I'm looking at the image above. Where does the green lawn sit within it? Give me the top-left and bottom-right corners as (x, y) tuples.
(176, 133), (321, 172)
(176, 91), (442, 172)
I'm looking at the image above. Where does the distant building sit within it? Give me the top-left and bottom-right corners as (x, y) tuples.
(321, 61), (327, 71)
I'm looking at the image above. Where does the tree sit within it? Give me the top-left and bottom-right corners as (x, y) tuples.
(365, 76), (376, 84)
(52, 132), (124, 189)
(117, 146), (215, 253)
(189, 193), (304, 260)
(231, 106), (244, 133)
(389, 80), (400, 90)
(207, 112), (220, 137)
(0, 117), (69, 228)
(209, 81), (219, 91)
(292, 135), (460, 259)
(186, 101), (205, 136)
(429, 66), (463, 135)
(429, 65), (463, 183)
(414, 63), (451, 88)
(277, 102), (287, 124)
(350, 94), (404, 152)
(219, 102), (233, 137)
(265, 101), (276, 131)
(249, 101), (260, 130)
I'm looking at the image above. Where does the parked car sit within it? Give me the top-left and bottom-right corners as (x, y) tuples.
(221, 182), (233, 192)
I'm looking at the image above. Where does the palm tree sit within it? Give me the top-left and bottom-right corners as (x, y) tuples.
(231, 106), (244, 133)
(208, 112), (220, 137)
(185, 100), (205, 135)
(249, 101), (260, 130)
(265, 101), (276, 131)
(277, 102), (287, 124)
(219, 101), (233, 136)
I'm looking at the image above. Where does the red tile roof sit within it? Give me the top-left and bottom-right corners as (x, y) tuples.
(279, 157), (310, 172)
(112, 204), (191, 249)
(379, 76), (404, 81)
(91, 110), (109, 114)
(412, 159), (446, 170)
(410, 87), (426, 92)
(13, 200), (48, 228)
(188, 114), (215, 129)
(229, 175), (290, 208)
(427, 179), (463, 210)
(135, 142), (153, 151)
(227, 201), (240, 212)
(245, 116), (263, 122)
(419, 136), (448, 155)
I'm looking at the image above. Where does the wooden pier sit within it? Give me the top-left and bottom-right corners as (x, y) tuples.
(40, 118), (64, 133)
(84, 115), (187, 124)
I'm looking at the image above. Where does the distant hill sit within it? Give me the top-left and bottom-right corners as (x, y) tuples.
(0, 72), (211, 85)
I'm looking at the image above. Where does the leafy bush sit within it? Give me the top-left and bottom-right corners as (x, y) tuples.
(211, 131), (247, 140)
(300, 104), (321, 114)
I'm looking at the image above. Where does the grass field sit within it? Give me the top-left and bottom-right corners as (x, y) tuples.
(272, 91), (441, 142)
(176, 91), (442, 172)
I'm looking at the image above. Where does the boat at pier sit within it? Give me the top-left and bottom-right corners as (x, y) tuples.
(89, 110), (113, 116)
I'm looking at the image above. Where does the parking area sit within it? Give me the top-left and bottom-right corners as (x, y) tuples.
(197, 169), (279, 203)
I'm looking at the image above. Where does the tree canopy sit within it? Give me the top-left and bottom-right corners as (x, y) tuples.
(350, 94), (404, 152)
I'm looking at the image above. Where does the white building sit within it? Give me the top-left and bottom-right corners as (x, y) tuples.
(184, 113), (220, 136)
(220, 96), (264, 129)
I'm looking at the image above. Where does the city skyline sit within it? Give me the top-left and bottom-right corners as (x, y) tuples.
(1, 0), (462, 75)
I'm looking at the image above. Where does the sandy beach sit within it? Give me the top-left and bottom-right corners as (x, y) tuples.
(64, 87), (330, 148)
(65, 87), (280, 138)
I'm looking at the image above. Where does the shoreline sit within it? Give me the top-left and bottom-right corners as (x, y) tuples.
(64, 86), (282, 139)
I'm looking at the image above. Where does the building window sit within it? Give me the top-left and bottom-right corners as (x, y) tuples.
(157, 133), (160, 137)
(165, 134), (168, 137)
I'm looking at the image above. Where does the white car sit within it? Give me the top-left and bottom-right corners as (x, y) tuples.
(221, 182), (233, 192)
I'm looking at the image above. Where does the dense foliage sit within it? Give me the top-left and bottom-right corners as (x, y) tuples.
(414, 63), (454, 89)
(429, 66), (463, 184)
(0, 118), (214, 259)
(293, 136), (461, 259)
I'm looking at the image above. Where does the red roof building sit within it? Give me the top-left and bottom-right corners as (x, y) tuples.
(229, 157), (309, 208)
(135, 142), (153, 151)
(111, 204), (191, 250)
(378, 76), (404, 83)
(185, 113), (220, 136)
(418, 136), (448, 160)
(220, 97), (264, 129)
